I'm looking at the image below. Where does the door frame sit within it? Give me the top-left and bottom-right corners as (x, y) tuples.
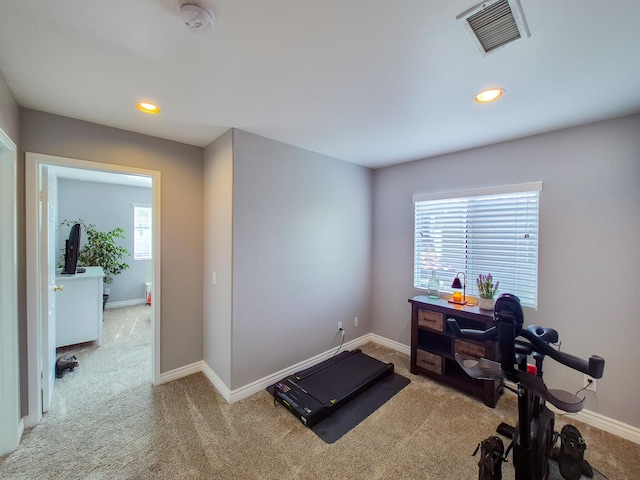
(0, 127), (21, 455)
(25, 152), (161, 427)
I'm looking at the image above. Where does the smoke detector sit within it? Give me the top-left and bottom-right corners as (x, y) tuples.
(177, 2), (215, 33)
(457, 0), (529, 55)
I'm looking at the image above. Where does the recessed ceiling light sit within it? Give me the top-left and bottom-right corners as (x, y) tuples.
(474, 88), (504, 103)
(135, 102), (160, 114)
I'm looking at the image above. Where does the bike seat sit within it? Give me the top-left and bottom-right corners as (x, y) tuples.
(528, 325), (559, 343)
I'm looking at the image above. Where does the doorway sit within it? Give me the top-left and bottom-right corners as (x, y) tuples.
(25, 152), (161, 427)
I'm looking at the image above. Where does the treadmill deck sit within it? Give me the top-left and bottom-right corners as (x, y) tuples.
(270, 349), (394, 426)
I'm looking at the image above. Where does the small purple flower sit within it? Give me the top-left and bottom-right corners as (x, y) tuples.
(477, 273), (498, 299)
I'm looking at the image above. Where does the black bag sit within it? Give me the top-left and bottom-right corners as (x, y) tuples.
(475, 435), (505, 480)
(552, 424), (593, 480)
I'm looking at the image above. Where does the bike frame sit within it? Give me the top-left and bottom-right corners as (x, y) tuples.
(448, 294), (604, 480)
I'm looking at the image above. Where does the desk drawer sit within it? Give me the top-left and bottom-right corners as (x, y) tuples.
(417, 309), (444, 332)
(416, 350), (443, 375)
(454, 339), (485, 358)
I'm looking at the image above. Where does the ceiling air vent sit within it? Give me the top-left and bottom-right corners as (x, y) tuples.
(457, 0), (530, 55)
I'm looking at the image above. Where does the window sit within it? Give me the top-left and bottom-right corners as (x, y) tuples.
(413, 182), (541, 308)
(133, 205), (152, 260)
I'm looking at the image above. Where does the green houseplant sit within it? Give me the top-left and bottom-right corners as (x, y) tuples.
(59, 219), (131, 286)
(476, 273), (499, 311)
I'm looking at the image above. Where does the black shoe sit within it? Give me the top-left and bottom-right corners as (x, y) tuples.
(553, 425), (593, 480)
(476, 435), (504, 480)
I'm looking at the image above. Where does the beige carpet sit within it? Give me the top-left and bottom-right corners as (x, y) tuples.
(1, 305), (639, 479)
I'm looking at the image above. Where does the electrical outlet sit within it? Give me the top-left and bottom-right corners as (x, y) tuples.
(583, 374), (597, 392)
(337, 322), (342, 331)
(354, 316), (359, 327)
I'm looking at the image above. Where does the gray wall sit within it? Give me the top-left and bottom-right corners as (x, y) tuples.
(203, 129), (373, 391)
(19, 109), (204, 381)
(372, 114), (640, 428)
(57, 179), (152, 303)
(230, 130), (372, 389)
(203, 129), (234, 388)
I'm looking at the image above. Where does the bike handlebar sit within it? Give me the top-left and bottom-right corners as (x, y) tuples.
(446, 318), (605, 379)
(519, 327), (604, 378)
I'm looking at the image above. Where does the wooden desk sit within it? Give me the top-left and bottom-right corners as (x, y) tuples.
(408, 295), (502, 407)
(56, 266), (104, 348)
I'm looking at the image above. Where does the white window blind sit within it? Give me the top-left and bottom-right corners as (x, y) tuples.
(413, 182), (541, 308)
(133, 205), (152, 260)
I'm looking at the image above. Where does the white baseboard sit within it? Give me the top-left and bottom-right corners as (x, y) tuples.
(157, 333), (640, 445)
(210, 333), (374, 404)
(157, 360), (203, 385)
(104, 298), (147, 309)
(368, 333), (411, 356)
(24, 411), (40, 429)
(160, 334), (374, 403)
(551, 405), (640, 445)
(200, 362), (231, 403)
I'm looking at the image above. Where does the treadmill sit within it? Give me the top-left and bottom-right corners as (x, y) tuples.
(270, 349), (394, 427)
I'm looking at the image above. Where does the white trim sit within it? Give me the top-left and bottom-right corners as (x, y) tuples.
(548, 404), (640, 446)
(104, 298), (147, 309)
(163, 334), (374, 403)
(24, 155), (40, 427)
(201, 362), (232, 402)
(575, 409), (640, 445)
(155, 333), (640, 445)
(0, 127), (16, 150)
(158, 361), (204, 385)
(224, 334), (373, 403)
(0, 127), (21, 454)
(151, 172), (161, 386)
(367, 333), (411, 356)
(25, 152), (162, 426)
(413, 181), (543, 203)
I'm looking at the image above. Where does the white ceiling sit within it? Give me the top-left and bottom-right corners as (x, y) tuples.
(1, 0), (639, 169)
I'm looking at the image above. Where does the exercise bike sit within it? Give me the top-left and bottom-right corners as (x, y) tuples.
(447, 294), (605, 480)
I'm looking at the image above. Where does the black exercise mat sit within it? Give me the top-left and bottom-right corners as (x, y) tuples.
(268, 370), (410, 444)
(497, 456), (608, 479)
(310, 371), (410, 443)
(547, 458), (608, 480)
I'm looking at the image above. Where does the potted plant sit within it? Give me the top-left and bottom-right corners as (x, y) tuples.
(60, 219), (131, 308)
(476, 273), (499, 311)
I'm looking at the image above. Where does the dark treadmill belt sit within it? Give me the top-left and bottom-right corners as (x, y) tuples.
(296, 350), (393, 405)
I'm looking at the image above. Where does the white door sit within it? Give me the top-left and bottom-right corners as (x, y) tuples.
(40, 165), (58, 413)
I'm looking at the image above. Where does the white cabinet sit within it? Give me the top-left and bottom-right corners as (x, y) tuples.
(55, 266), (104, 348)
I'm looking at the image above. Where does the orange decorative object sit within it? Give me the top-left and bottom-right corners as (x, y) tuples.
(452, 292), (462, 302)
